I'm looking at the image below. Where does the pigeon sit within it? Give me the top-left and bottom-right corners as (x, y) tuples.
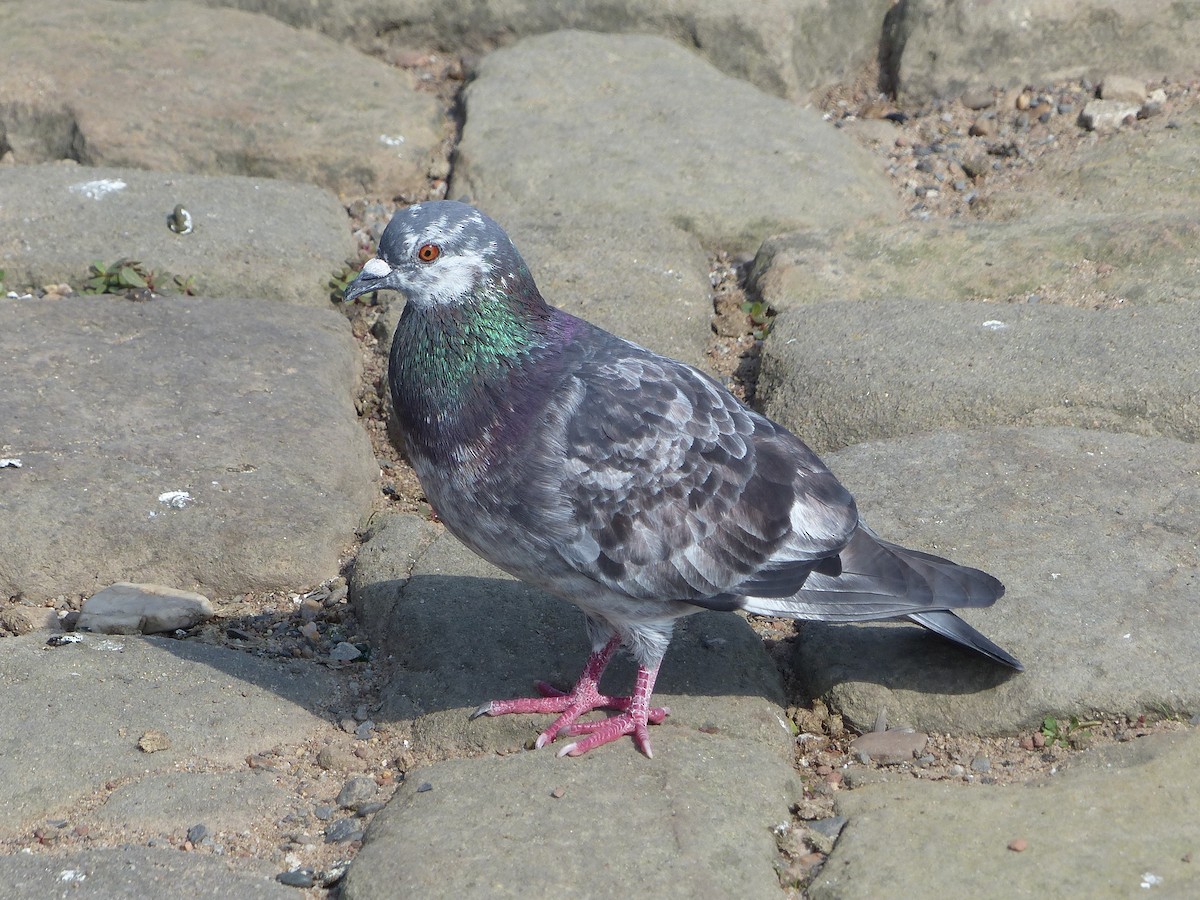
(343, 200), (1023, 759)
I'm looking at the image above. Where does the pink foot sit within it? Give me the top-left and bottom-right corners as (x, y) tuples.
(469, 638), (668, 756)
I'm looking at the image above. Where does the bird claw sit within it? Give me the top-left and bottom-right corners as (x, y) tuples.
(468, 702), (495, 721)
(554, 712), (656, 758)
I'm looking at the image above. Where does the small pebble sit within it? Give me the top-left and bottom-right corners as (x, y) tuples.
(948, 764), (965, 778)
(313, 805), (335, 821)
(550, 787), (566, 799)
(320, 861), (351, 887)
(356, 801), (387, 817)
(330, 641), (363, 662)
(138, 729), (171, 753)
(808, 816), (848, 841)
(1008, 838), (1028, 852)
(416, 782), (433, 793)
(324, 818), (363, 844)
(968, 117), (996, 137)
(336, 776), (378, 811)
(186, 823), (210, 844)
(961, 87), (995, 110)
(354, 720), (376, 741)
(276, 868), (316, 888)
(970, 757), (991, 773)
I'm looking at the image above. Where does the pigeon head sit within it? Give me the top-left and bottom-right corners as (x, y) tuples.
(343, 200), (538, 309)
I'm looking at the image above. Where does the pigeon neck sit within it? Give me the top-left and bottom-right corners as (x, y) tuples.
(389, 288), (570, 453)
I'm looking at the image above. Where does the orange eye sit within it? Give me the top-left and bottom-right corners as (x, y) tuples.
(417, 243), (440, 262)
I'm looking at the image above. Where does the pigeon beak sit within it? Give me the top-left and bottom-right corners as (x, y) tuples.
(342, 257), (395, 303)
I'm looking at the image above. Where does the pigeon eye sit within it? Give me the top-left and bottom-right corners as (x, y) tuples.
(417, 243), (441, 263)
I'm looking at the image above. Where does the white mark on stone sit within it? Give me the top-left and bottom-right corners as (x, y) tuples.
(1141, 873), (1163, 889)
(58, 870), (87, 883)
(69, 179), (127, 200)
(157, 490), (194, 509)
(362, 258), (391, 277)
(0, 458), (22, 468)
(981, 320), (1008, 330)
(379, 134), (405, 147)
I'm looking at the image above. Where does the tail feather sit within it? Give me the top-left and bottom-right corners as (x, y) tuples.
(908, 610), (1024, 671)
(739, 524), (1021, 669)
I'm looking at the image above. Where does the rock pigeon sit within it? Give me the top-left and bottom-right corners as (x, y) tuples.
(343, 200), (1023, 759)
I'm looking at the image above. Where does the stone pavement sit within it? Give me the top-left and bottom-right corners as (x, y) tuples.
(2, 1), (1198, 896)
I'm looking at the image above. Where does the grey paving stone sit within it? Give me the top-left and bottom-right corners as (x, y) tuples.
(0, 165), (356, 306)
(981, 103), (1200, 220)
(884, 0), (1200, 103)
(811, 731), (1200, 897)
(750, 213), (1200, 312)
(447, 29), (898, 369)
(454, 29), (897, 252)
(0, 0), (443, 195)
(0, 847), (296, 900)
(791, 428), (1200, 734)
(342, 731), (800, 899)
(176, 0), (892, 101)
(0, 295), (376, 601)
(758, 300), (1200, 454)
(91, 772), (299, 835)
(351, 516), (794, 759)
(0, 633), (339, 838)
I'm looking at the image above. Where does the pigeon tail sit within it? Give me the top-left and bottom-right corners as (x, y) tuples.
(739, 525), (1022, 669)
(907, 610), (1024, 670)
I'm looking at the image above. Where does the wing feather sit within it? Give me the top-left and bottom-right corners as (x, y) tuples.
(549, 323), (858, 604)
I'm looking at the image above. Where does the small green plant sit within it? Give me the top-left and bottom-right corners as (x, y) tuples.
(1041, 714), (1100, 748)
(84, 258), (151, 294)
(0, 267), (6, 294)
(171, 273), (197, 296)
(741, 299), (775, 340)
(83, 259), (197, 297)
(329, 263), (359, 303)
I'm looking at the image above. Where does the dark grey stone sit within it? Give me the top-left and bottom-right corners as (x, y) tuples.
(758, 300), (1200, 454)
(792, 428), (1200, 734)
(812, 732), (1200, 896)
(0, 295), (376, 601)
(448, 29), (898, 369)
(0, 634), (339, 838)
(0, 1), (443, 195)
(342, 733), (800, 899)
(0, 165), (356, 306)
(0, 847), (296, 899)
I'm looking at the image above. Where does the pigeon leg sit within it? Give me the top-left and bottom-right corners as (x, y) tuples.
(469, 635), (669, 754)
(557, 662), (664, 758)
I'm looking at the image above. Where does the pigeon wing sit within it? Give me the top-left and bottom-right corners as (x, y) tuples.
(551, 331), (858, 605)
